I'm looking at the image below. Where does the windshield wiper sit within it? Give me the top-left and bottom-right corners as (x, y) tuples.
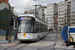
(26, 24), (32, 33)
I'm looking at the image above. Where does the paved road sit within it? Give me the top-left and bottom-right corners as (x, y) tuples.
(0, 33), (75, 50)
(0, 33), (57, 50)
(19, 33), (57, 50)
(55, 33), (75, 50)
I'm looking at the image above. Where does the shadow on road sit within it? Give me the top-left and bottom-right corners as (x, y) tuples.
(20, 41), (37, 43)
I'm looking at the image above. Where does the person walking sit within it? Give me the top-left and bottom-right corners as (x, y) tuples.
(5, 28), (9, 42)
(49, 29), (50, 33)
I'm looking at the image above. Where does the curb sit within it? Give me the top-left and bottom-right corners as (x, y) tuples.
(0, 41), (20, 44)
(8, 41), (20, 44)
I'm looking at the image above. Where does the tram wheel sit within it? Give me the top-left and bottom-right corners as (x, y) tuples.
(45, 34), (47, 37)
(36, 37), (40, 42)
(42, 35), (45, 39)
(20, 41), (24, 43)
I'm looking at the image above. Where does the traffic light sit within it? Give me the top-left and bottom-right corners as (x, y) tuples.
(9, 18), (13, 26)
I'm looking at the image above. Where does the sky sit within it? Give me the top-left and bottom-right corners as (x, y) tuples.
(9, 0), (64, 15)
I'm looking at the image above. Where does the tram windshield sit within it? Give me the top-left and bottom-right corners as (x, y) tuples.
(17, 16), (35, 33)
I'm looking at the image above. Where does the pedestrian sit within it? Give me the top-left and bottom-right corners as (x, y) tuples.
(5, 28), (9, 42)
(49, 29), (50, 33)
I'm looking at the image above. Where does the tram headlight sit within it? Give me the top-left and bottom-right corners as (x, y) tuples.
(29, 34), (32, 35)
(18, 34), (21, 35)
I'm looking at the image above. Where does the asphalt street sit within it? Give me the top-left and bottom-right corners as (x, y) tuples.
(0, 33), (75, 50)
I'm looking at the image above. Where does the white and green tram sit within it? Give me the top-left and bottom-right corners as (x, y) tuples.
(17, 14), (47, 41)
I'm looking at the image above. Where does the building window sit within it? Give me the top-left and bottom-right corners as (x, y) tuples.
(50, 17), (53, 19)
(72, 1), (75, 4)
(58, 11), (64, 13)
(59, 17), (63, 19)
(42, 9), (44, 11)
(47, 5), (53, 7)
(54, 20), (57, 21)
(50, 11), (53, 13)
(72, 15), (75, 17)
(71, 4), (75, 7)
(59, 14), (64, 16)
(58, 7), (64, 10)
(58, 4), (64, 7)
(71, 8), (75, 11)
(71, 11), (75, 14)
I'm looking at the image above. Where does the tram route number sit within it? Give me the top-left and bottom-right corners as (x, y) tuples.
(23, 33), (26, 37)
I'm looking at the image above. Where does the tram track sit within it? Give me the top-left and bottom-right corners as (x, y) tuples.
(17, 43), (29, 50)
(37, 33), (59, 50)
(3, 42), (30, 50)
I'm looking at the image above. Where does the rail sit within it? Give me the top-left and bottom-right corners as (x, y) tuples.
(37, 33), (58, 50)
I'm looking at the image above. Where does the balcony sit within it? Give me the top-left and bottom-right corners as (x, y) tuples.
(53, 22), (58, 24)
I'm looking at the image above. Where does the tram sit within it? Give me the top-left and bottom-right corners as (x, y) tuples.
(17, 14), (47, 41)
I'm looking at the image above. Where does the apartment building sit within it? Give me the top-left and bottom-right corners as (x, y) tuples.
(0, 0), (9, 10)
(65, 0), (75, 26)
(38, 6), (47, 21)
(24, 9), (35, 14)
(24, 6), (47, 22)
(47, 3), (58, 29)
(53, 16), (58, 31)
(0, 0), (14, 30)
(58, 1), (65, 31)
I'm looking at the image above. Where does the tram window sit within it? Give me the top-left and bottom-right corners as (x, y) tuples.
(45, 25), (47, 31)
(33, 22), (39, 33)
(43, 25), (44, 32)
(36, 22), (39, 32)
(39, 23), (41, 32)
(42, 24), (44, 32)
(40, 23), (42, 32)
(33, 22), (37, 33)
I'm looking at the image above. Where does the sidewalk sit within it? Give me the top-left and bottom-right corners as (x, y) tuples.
(0, 40), (20, 50)
(0, 40), (20, 44)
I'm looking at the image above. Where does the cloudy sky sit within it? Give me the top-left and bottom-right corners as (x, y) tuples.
(9, 0), (64, 15)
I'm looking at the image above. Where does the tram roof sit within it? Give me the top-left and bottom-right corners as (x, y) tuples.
(18, 14), (47, 25)
(18, 14), (35, 18)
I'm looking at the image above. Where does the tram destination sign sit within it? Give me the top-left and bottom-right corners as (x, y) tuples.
(19, 17), (31, 20)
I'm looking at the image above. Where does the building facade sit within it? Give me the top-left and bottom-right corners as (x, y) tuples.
(0, 0), (14, 30)
(0, 2), (9, 10)
(38, 6), (47, 21)
(24, 9), (35, 14)
(58, 1), (65, 31)
(64, 0), (75, 26)
(24, 6), (47, 22)
(53, 16), (58, 31)
(47, 3), (58, 29)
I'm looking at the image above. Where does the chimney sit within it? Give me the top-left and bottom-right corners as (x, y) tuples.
(4, 0), (8, 4)
(0, 0), (3, 3)
(0, 0), (8, 4)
